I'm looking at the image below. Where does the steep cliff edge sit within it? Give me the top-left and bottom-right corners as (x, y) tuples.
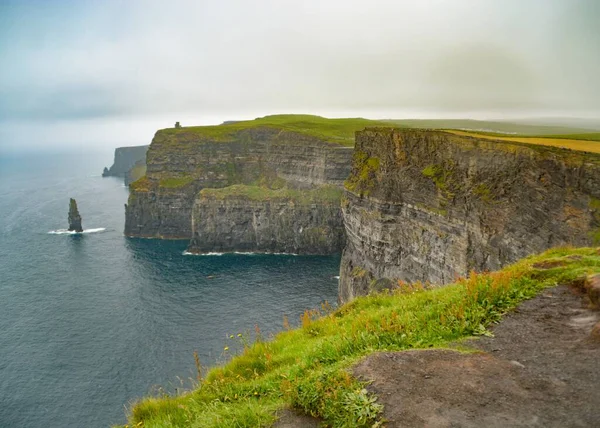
(124, 118), (364, 241)
(339, 128), (600, 302)
(187, 185), (344, 254)
(103, 145), (148, 181)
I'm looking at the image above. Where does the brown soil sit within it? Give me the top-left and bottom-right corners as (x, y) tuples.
(531, 260), (566, 269)
(273, 408), (320, 428)
(353, 285), (600, 427)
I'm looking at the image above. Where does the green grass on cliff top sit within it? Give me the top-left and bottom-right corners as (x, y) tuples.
(157, 115), (392, 146)
(384, 119), (600, 138)
(200, 184), (343, 204)
(121, 246), (600, 428)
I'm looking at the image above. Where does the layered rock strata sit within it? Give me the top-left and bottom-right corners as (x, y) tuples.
(339, 129), (600, 303)
(187, 185), (345, 254)
(125, 127), (353, 242)
(103, 145), (148, 180)
(68, 198), (83, 232)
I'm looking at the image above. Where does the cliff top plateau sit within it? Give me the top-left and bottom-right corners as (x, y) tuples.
(150, 114), (393, 147)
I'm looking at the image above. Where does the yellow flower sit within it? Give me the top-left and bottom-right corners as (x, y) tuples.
(229, 334), (234, 339)
(237, 333), (242, 337)
(224, 346), (229, 351)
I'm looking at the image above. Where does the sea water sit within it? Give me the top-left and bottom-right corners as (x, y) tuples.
(0, 153), (339, 427)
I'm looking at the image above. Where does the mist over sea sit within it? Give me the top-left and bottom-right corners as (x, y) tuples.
(0, 152), (339, 428)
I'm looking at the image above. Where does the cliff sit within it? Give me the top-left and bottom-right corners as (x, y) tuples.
(187, 185), (345, 254)
(124, 115), (388, 243)
(339, 128), (600, 302)
(103, 145), (148, 181)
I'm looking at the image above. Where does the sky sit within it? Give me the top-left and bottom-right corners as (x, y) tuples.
(0, 0), (599, 153)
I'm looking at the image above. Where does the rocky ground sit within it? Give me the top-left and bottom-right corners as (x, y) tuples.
(277, 278), (600, 427)
(353, 283), (599, 427)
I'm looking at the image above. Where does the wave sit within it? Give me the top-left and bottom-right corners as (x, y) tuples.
(333, 276), (340, 280)
(182, 251), (224, 256)
(182, 250), (299, 256)
(48, 228), (106, 235)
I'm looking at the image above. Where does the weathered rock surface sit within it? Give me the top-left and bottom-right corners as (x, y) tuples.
(340, 129), (600, 302)
(187, 186), (345, 254)
(68, 198), (83, 232)
(354, 284), (600, 427)
(125, 127), (353, 241)
(102, 145), (148, 180)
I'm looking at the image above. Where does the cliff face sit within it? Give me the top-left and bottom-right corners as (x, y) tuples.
(103, 145), (148, 179)
(339, 129), (600, 303)
(187, 185), (345, 254)
(125, 127), (353, 240)
(68, 198), (83, 232)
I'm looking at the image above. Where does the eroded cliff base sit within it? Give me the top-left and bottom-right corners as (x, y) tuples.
(187, 184), (345, 254)
(354, 284), (600, 427)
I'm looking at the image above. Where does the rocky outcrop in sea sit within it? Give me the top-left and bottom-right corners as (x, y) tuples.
(68, 198), (83, 232)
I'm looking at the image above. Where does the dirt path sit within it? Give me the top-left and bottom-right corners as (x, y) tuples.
(354, 285), (600, 427)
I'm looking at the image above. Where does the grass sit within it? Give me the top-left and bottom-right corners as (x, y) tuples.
(199, 184), (343, 204)
(121, 246), (600, 428)
(383, 119), (598, 136)
(159, 176), (195, 189)
(155, 115), (393, 147)
(129, 164), (147, 183)
(445, 130), (600, 154)
(344, 151), (380, 194)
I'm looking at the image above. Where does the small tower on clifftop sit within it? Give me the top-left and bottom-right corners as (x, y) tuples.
(68, 198), (83, 232)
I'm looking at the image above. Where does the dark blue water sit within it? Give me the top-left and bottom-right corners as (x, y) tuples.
(0, 153), (340, 428)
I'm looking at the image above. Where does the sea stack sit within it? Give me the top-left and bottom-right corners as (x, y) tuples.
(68, 198), (83, 232)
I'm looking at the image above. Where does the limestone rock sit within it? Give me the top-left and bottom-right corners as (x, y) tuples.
(187, 186), (345, 255)
(102, 145), (148, 179)
(125, 127), (353, 241)
(68, 198), (83, 232)
(339, 129), (600, 303)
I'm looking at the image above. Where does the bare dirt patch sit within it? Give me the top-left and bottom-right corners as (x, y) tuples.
(354, 285), (600, 427)
(531, 260), (566, 269)
(273, 408), (320, 428)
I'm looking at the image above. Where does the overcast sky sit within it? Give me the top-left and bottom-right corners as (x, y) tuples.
(1, 0), (599, 153)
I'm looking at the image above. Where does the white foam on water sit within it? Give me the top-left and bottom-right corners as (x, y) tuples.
(333, 276), (340, 280)
(182, 251), (224, 256)
(182, 250), (299, 256)
(48, 228), (106, 235)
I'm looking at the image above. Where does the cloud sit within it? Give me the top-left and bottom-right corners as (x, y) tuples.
(0, 0), (599, 151)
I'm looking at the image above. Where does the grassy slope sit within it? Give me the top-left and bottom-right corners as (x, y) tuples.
(446, 130), (600, 154)
(384, 119), (597, 136)
(200, 184), (343, 204)
(123, 247), (600, 428)
(158, 115), (393, 147)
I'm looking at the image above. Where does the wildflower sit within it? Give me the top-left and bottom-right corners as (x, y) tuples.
(224, 346), (229, 351)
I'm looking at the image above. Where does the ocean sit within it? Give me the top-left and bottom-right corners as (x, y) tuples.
(0, 153), (340, 427)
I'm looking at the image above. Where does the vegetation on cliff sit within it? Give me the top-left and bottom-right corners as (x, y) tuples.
(123, 247), (600, 428)
(199, 184), (343, 204)
(446, 130), (600, 154)
(383, 118), (600, 138)
(153, 114), (392, 147)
